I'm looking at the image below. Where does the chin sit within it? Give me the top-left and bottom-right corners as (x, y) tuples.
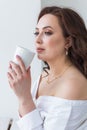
(37, 54), (46, 61)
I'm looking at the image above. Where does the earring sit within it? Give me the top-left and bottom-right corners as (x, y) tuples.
(66, 49), (68, 56)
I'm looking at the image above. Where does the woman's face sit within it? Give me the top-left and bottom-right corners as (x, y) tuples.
(35, 14), (67, 62)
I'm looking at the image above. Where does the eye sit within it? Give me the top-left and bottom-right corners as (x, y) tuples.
(34, 32), (39, 36)
(45, 31), (53, 36)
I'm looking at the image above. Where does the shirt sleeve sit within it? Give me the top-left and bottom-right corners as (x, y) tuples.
(17, 109), (44, 130)
(16, 105), (72, 130)
(16, 103), (87, 130)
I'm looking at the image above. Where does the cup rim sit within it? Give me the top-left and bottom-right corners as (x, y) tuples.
(16, 45), (35, 54)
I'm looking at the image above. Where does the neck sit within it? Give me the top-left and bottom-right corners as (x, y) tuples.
(47, 57), (71, 77)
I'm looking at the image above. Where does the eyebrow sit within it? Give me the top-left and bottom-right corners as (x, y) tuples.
(35, 26), (54, 30)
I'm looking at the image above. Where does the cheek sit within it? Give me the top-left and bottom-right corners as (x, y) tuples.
(46, 41), (59, 57)
(47, 37), (65, 55)
(47, 38), (59, 50)
(46, 37), (57, 46)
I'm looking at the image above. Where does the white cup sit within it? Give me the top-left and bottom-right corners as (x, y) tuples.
(13, 45), (35, 69)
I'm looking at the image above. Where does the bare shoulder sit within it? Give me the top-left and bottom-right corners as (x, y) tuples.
(55, 69), (87, 100)
(65, 76), (87, 99)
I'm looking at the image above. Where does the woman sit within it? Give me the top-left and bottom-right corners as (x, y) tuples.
(7, 6), (87, 130)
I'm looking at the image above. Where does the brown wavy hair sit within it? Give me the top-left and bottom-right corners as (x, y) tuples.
(37, 6), (87, 78)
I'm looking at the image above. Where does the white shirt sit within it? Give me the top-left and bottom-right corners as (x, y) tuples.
(17, 76), (87, 130)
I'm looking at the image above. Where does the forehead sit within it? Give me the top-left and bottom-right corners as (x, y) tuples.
(36, 14), (61, 29)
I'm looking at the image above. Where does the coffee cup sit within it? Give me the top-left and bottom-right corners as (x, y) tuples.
(13, 45), (35, 69)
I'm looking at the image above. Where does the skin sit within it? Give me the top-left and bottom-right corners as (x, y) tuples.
(7, 14), (87, 117)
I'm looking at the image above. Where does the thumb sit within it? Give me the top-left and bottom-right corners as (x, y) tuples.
(27, 66), (31, 74)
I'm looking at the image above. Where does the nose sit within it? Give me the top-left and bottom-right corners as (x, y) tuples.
(35, 33), (43, 44)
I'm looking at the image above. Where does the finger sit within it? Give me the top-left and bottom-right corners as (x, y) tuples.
(27, 66), (31, 75)
(7, 72), (13, 80)
(16, 55), (26, 73)
(8, 67), (17, 80)
(10, 61), (23, 76)
(9, 63), (12, 69)
(7, 72), (14, 88)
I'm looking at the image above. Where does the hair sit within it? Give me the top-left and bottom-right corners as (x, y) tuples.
(37, 6), (87, 78)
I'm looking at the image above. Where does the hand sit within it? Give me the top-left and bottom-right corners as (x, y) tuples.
(7, 55), (32, 102)
(7, 55), (36, 116)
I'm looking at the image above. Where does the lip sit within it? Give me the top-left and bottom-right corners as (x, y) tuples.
(36, 48), (45, 53)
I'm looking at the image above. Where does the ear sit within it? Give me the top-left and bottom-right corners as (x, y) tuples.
(65, 36), (72, 50)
